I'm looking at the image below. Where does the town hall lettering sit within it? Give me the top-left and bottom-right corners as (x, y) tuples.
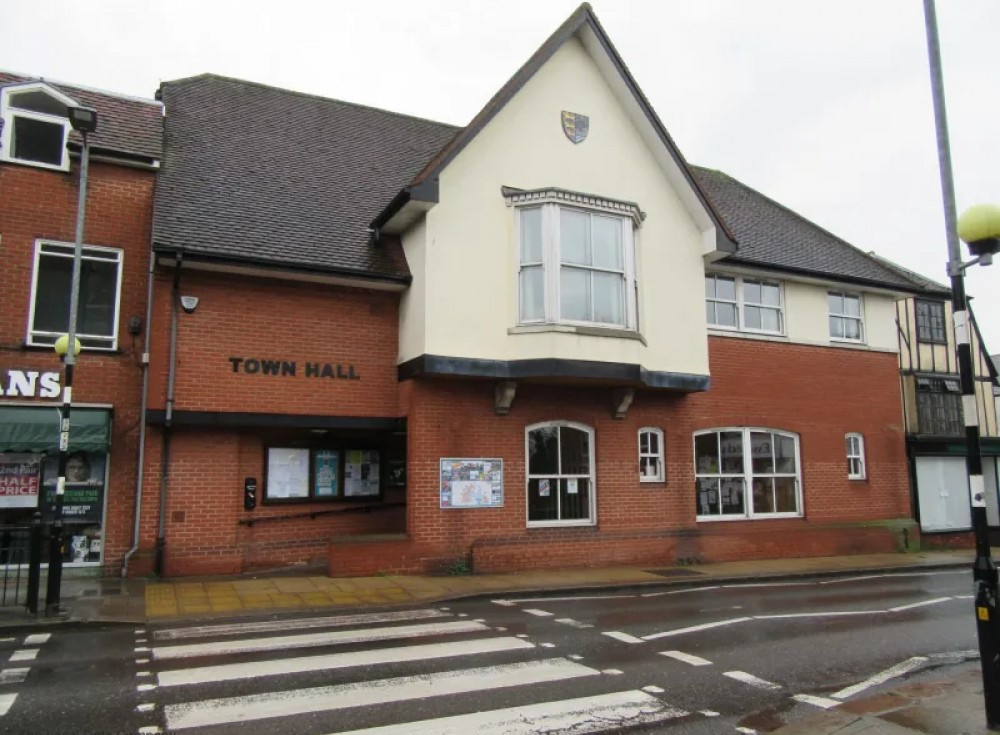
(228, 357), (359, 380)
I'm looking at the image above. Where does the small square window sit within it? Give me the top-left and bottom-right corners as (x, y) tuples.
(915, 300), (947, 344)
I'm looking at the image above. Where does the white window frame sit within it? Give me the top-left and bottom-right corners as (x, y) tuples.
(525, 421), (596, 528)
(846, 433), (866, 480)
(0, 83), (76, 172)
(828, 291), (865, 343)
(639, 427), (665, 483)
(516, 204), (638, 331)
(705, 273), (784, 335)
(694, 427), (803, 521)
(27, 240), (124, 351)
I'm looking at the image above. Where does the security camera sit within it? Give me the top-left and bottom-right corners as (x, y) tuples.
(179, 295), (199, 313)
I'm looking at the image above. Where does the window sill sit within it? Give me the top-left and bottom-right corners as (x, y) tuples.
(21, 343), (123, 356)
(0, 154), (70, 173)
(509, 324), (646, 345)
(829, 338), (867, 346)
(527, 520), (596, 528)
(639, 479), (666, 485)
(696, 513), (803, 522)
(707, 328), (787, 341)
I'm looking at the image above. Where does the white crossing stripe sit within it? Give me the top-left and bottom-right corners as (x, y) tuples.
(832, 656), (928, 700)
(888, 597), (952, 612)
(643, 617), (752, 640)
(659, 650), (712, 666)
(158, 636), (535, 687)
(0, 693), (16, 716)
(136, 703), (156, 713)
(700, 709), (720, 717)
(724, 671), (782, 691)
(491, 599), (516, 606)
(602, 631), (645, 644)
(794, 693), (842, 709)
(165, 657), (600, 731)
(0, 668), (29, 685)
(153, 620), (487, 660)
(524, 609), (554, 617)
(0, 638), (14, 644)
(23, 634), (50, 645)
(138, 727), (162, 734)
(154, 608), (449, 640)
(9, 649), (37, 662)
(642, 685), (664, 693)
(324, 690), (687, 735)
(602, 669), (624, 675)
(555, 618), (593, 629)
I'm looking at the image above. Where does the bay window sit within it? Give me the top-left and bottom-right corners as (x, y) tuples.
(517, 202), (637, 330)
(526, 422), (595, 525)
(694, 428), (802, 519)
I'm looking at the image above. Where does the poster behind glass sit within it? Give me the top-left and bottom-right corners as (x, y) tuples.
(344, 450), (380, 497)
(266, 448), (310, 500)
(314, 449), (340, 498)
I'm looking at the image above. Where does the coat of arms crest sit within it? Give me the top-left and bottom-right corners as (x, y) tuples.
(561, 111), (589, 144)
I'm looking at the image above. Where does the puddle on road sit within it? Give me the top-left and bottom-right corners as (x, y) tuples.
(738, 698), (796, 733)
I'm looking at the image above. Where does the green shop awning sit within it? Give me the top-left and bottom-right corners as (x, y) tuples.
(0, 406), (110, 453)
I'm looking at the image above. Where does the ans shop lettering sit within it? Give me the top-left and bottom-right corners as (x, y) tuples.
(228, 358), (360, 380)
(0, 370), (60, 398)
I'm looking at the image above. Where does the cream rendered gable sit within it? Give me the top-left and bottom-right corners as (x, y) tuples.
(399, 37), (709, 379)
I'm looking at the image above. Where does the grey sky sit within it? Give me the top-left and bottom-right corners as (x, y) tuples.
(8, 0), (999, 352)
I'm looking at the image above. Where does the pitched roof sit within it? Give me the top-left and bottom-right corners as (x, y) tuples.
(153, 74), (458, 280)
(693, 167), (949, 295)
(0, 71), (162, 161)
(376, 2), (736, 254)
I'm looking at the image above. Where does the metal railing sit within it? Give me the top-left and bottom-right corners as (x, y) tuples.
(0, 516), (44, 612)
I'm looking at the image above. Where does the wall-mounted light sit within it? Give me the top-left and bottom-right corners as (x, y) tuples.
(179, 295), (199, 314)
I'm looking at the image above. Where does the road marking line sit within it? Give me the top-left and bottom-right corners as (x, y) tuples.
(660, 650), (712, 666)
(154, 608), (450, 640)
(165, 657), (600, 731)
(793, 693), (841, 709)
(602, 668), (624, 675)
(0, 638), (14, 644)
(157, 637), (535, 687)
(820, 570), (965, 585)
(724, 671), (782, 691)
(643, 617), (752, 641)
(0, 669), (28, 685)
(137, 684), (157, 692)
(642, 685), (664, 693)
(541, 643), (556, 648)
(136, 657), (150, 665)
(136, 638), (147, 644)
(516, 634), (530, 639)
(153, 620), (488, 659)
(555, 618), (594, 629)
(491, 599), (515, 606)
(495, 626), (507, 631)
(722, 581), (813, 588)
(320, 690), (686, 735)
(569, 654), (584, 660)
(888, 597), (952, 612)
(138, 727), (161, 734)
(701, 709), (720, 717)
(135, 628), (146, 634)
(642, 585), (720, 598)
(135, 646), (150, 653)
(474, 618), (486, 623)
(524, 609), (554, 617)
(439, 607), (451, 611)
(458, 613), (469, 618)
(513, 594), (637, 603)
(736, 727), (757, 734)
(23, 634), (50, 645)
(602, 631), (645, 644)
(754, 611), (885, 619)
(832, 656), (928, 700)
(929, 649), (977, 658)
(136, 704), (155, 713)
(9, 649), (37, 662)
(0, 693), (16, 717)
(955, 595), (974, 600)
(136, 671), (152, 678)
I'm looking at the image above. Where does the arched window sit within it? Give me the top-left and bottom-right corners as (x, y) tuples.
(694, 428), (802, 519)
(526, 422), (595, 526)
(638, 427), (665, 482)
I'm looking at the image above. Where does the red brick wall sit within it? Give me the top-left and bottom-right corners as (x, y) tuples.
(146, 270), (400, 416)
(393, 335), (914, 573)
(139, 272), (406, 575)
(0, 161), (154, 575)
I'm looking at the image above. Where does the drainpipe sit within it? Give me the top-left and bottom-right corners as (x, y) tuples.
(120, 248), (157, 577)
(154, 251), (182, 577)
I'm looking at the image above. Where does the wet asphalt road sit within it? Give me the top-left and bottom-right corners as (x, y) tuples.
(0, 568), (978, 735)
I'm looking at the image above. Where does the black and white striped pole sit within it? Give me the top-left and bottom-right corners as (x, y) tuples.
(923, 0), (1000, 725)
(45, 105), (98, 616)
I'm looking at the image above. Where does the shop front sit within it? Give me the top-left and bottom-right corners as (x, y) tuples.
(0, 401), (111, 569)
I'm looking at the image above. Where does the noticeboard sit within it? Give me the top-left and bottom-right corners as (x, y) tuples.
(440, 458), (503, 509)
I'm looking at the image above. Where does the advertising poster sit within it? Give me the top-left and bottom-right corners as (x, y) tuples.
(440, 458), (504, 508)
(344, 450), (380, 497)
(314, 450), (340, 497)
(266, 448), (310, 500)
(0, 453), (42, 509)
(41, 452), (107, 523)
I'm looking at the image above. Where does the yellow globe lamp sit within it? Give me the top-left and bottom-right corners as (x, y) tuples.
(54, 334), (82, 357)
(957, 203), (1000, 258)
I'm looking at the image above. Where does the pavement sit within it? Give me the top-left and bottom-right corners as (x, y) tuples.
(0, 547), (996, 733)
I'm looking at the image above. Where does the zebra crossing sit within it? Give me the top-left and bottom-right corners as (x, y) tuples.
(0, 631), (50, 718)
(135, 606), (694, 734)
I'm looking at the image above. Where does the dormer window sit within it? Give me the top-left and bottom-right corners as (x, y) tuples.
(0, 83), (77, 171)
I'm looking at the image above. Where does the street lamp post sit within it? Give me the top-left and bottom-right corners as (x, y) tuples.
(45, 105), (97, 616)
